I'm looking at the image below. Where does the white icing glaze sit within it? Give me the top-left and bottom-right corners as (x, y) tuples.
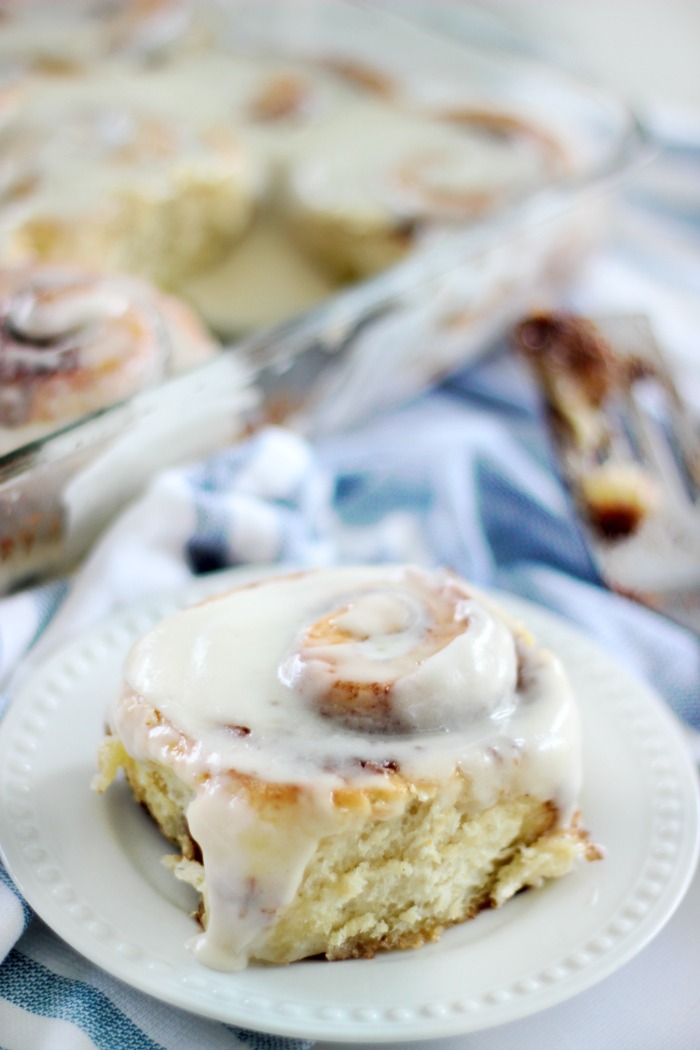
(286, 103), (556, 225)
(7, 278), (133, 342)
(185, 778), (345, 972)
(278, 580), (519, 732)
(0, 59), (266, 245)
(110, 565), (582, 970)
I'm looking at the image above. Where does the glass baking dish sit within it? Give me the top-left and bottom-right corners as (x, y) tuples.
(0, 0), (649, 591)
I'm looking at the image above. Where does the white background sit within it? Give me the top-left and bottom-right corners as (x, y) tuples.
(482, 0), (700, 115)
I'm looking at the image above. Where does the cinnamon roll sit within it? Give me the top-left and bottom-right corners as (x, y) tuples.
(0, 263), (217, 453)
(0, 66), (262, 291)
(95, 564), (599, 971)
(283, 104), (568, 280)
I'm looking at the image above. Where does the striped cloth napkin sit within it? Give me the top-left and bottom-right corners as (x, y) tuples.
(0, 115), (699, 1049)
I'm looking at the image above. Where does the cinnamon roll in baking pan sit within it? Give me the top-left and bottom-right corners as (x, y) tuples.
(0, 3), (576, 333)
(95, 564), (600, 971)
(0, 64), (263, 291)
(283, 104), (568, 280)
(0, 263), (218, 454)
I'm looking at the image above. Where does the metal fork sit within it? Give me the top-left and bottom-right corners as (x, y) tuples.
(514, 311), (700, 635)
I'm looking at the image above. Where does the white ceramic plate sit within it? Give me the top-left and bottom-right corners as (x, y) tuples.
(0, 567), (698, 1044)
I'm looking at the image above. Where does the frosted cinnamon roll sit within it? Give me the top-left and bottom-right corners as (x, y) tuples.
(96, 564), (599, 971)
(0, 67), (262, 291)
(0, 263), (217, 453)
(283, 104), (567, 279)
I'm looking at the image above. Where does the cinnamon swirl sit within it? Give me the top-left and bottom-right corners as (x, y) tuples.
(95, 564), (599, 971)
(0, 263), (217, 453)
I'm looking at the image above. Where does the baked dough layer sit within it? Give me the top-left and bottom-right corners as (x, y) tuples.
(98, 735), (593, 965)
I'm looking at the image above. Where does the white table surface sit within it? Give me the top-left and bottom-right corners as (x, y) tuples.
(318, 6), (700, 1048)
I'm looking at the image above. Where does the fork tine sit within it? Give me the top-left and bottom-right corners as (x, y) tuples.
(627, 377), (697, 506)
(596, 315), (700, 503)
(514, 311), (700, 630)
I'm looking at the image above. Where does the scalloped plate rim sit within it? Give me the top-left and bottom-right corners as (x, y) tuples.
(0, 565), (698, 1042)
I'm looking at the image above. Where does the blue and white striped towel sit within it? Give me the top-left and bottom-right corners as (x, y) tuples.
(0, 116), (699, 1049)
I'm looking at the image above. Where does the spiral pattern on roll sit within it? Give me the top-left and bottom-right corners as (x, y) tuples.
(279, 568), (518, 733)
(0, 263), (215, 435)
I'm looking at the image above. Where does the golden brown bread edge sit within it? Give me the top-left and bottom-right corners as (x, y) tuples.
(97, 724), (601, 966)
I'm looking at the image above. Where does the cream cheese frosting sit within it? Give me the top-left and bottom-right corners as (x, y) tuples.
(285, 102), (560, 228)
(107, 565), (583, 970)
